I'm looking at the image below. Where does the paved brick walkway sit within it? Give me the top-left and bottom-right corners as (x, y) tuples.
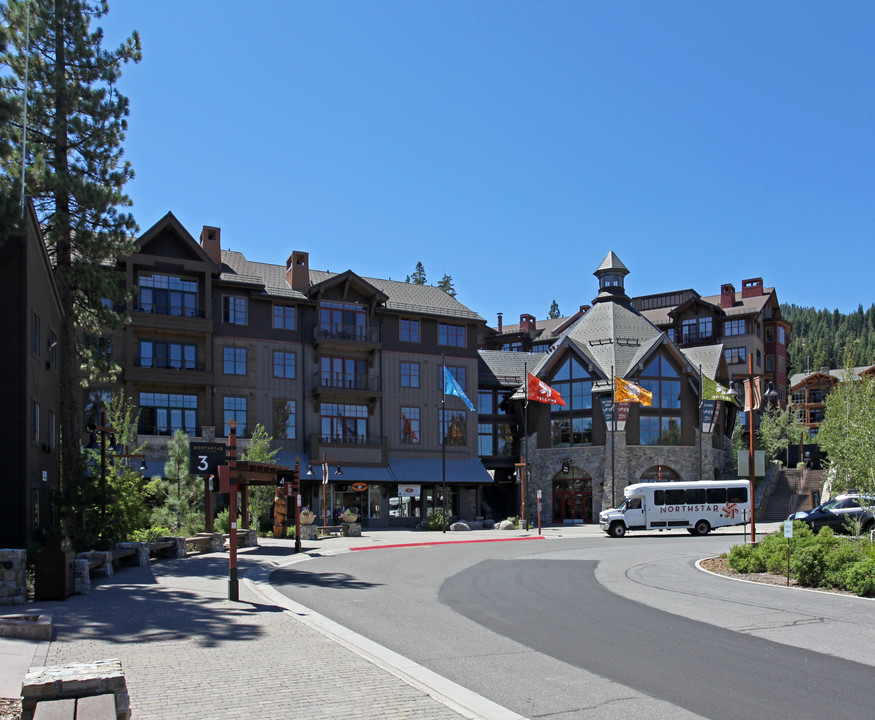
(32, 539), (475, 720)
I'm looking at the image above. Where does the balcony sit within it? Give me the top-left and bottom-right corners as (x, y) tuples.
(679, 330), (716, 346)
(135, 357), (205, 372)
(312, 324), (381, 353)
(134, 303), (205, 318)
(309, 433), (387, 466)
(311, 371), (382, 405)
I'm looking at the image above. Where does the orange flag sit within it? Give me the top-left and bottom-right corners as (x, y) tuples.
(526, 373), (567, 406)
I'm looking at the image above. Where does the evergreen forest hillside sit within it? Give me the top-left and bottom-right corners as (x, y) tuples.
(782, 303), (875, 377)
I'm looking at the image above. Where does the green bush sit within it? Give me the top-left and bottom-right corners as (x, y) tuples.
(422, 508), (450, 531)
(727, 543), (766, 573)
(214, 509), (243, 534)
(130, 526), (173, 543)
(791, 544), (829, 586)
(842, 559), (875, 596)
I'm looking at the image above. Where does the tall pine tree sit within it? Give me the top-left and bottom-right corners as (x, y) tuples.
(0, 0), (141, 525)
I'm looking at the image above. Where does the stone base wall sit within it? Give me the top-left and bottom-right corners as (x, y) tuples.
(0, 549), (26, 606)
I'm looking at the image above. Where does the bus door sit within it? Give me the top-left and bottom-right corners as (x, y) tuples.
(624, 496), (646, 529)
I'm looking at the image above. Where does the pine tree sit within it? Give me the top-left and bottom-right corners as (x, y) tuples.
(240, 423), (279, 533)
(0, 0), (141, 520)
(548, 300), (560, 319)
(405, 261), (427, 284)
(150, 430), (202, 535)
(437, 273), (456, 297)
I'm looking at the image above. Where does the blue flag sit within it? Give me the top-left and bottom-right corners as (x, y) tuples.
(443, 366), (474, 411)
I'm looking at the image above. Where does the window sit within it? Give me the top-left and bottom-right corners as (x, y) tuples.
(321, 356), (366, 388)
(223, 296), (248, 325)
(666, 328), (675, 342)
(139, 340), (197, 369)
(756, 322), (761, 338)
(756, 349), (761, 367)
(400, 362), (420, 388)
(724, 319), (747, 336)
(272, 399), (296, 440)
(400, 318), (420, 343)
(639, 355), (682, 446)
(440, 409), (467, 446)
(223, 347), (247, 375)
(723, 347), (747, 365)
(600, 273), (623, 289)
(321, 403), (368, 442)
(273, 351), (296, 379)
(49, 332), (57, 369)
(320, 301), (367, 341)
(777, 326), (786, 345)
(549, 357), (593, 447)
(766, 355), (775, 372)
(439, 323), (466, 347)
(765, 327), (775, 343)
(478, 391), (495, 414)
(139, 393), (197, 436)
(478, 423), (492, 455)
(532, 343), (551, 352)
(681, 317), (713, 344)
(502, 342), (523, 351)
(401, 407), (420, 444)
(272, 304), (296, 330)
(33, 313), (40, 356)
(138, 273), (198, 316)
(224, 397), (247, 436)
(33, 401), (40, 443)
(778, 356), (786, 373)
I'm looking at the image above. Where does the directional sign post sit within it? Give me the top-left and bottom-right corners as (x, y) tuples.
(190, 442), (227, 532)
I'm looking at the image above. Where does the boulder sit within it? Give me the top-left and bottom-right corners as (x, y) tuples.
(498, 520), (516, 530)
(450, 522), (470, 532)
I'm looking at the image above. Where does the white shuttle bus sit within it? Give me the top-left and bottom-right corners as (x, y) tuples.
(599, 480), (750, 538)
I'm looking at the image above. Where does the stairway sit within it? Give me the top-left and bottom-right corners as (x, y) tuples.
(761, 469), (824, 522)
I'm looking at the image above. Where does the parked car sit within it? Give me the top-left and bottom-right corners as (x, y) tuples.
(788, 494), (875, 534)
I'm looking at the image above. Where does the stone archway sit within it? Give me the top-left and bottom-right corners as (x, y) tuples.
(639, 464), (681, 482)
(551, 466), (593, 523)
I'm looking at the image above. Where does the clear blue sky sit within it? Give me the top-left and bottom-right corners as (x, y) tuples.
(99, 1), (875, 325)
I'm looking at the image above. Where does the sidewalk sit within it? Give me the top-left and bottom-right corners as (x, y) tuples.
(0, 527), (574, 719)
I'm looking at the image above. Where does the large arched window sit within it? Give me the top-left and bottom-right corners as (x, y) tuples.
(548, 357), (593, 447)
(640, 465), (681, 482)
(638, 355), (683, 445)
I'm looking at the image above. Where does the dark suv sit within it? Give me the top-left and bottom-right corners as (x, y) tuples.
(788, 494), (875, 534)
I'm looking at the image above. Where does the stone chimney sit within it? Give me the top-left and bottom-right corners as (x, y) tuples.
(497, 313), (503, 332)
(579, 304), (591, 314)
(200, 226), (221, 265)
(286, 251), (310, 291)
(720, 283), (736, 308)
(741, 278), (763, 299)
(520, 313), (536, 332)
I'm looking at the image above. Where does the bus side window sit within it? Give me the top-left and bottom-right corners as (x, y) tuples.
(654, 490), (664, 506)
(727, 487), (748, 503)
(665, 489), (685, 504)
(707, 488), (727, 503)
(686, 489), (706, 504)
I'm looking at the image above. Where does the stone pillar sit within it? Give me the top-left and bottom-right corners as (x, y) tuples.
(115, 542), (149, 566)
(0, 549), (26, 605)
(73, 559), (91, 595)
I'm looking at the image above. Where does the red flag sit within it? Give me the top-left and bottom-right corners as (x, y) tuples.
(526, 373), (567, 406)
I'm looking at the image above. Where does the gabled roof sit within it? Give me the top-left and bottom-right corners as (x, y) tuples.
(136, 212), (219, 269)
(307, 269), (390, 306)
(790, 365), (875, 390)
(479, 350), (545, 387)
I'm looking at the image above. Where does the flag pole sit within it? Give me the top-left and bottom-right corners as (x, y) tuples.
(441, 354), (447, 534)
(698, 365), (703, 482)
(523, 362), (528, 529)
(611, 366), (615, 505)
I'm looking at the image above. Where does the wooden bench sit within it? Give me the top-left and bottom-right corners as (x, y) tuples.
(21, 658), (130, 720)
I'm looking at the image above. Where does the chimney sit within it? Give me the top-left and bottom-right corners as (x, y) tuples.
(520, 313), (536, 333)
(741, 278), (763, 299)
(579, 304), (591, 314)
(286, 251), (310, 291)
(720, 283), (735, 308)
(497, 313), (503, 332)
(200, 226), (221, 265)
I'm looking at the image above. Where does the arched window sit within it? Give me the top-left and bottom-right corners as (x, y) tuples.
(548, 357), (593, 447)
(638, 355), (683, 446)
(640, 465), (681, 482)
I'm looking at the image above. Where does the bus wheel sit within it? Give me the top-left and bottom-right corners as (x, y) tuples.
(610, 522), (626, 538)
(694, 520), (710, 536)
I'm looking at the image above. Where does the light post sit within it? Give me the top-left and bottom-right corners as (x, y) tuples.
(728, 356), (778, 542)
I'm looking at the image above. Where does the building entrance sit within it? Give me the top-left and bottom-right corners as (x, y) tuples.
(552, 470), (593, 523)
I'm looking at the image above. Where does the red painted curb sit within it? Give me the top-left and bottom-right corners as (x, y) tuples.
(349, 536), (545, 552)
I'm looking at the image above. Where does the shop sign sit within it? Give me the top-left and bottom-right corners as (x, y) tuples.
(352, 482), (368, 492)
(398, 484), (421, 498)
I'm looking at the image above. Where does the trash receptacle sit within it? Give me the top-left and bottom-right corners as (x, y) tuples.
(34, 536), (75, 600)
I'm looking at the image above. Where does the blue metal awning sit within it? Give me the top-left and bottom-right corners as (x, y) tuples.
(388, 458), (493, 485)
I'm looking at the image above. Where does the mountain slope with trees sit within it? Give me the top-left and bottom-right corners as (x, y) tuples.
(781, 303), (875, 375)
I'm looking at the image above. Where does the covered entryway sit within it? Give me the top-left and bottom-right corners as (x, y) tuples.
(552, 469), (593, 523)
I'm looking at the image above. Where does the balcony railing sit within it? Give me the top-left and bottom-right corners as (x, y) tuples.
(313, 325), (380, 343)
(135, 357), (205, 371)
(133, 304), (206, 319)
(319, 434), (382, 445)
(313, 371), (381, 392)
(680, 330), (716, 345)
(137, 424), (199, 437)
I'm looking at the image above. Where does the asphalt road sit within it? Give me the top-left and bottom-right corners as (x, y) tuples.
(272, 534), (874, 720)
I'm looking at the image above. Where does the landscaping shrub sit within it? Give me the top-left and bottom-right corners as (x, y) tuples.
(841, 559), (875, 596)
(214, 509), (243, 534)
(422, 508), (450, 531)
(130, 526), (173, 543)
(727, 543), (765, 573)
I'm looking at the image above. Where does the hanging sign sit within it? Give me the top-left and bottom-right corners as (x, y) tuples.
(189, 442), (227, 477)
(352, 482), (368, 492)
(398, 485), (420, 498)
(701, 400), (717, 433)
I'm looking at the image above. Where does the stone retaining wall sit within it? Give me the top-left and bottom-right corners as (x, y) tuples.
(0, 549), (26, 606)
